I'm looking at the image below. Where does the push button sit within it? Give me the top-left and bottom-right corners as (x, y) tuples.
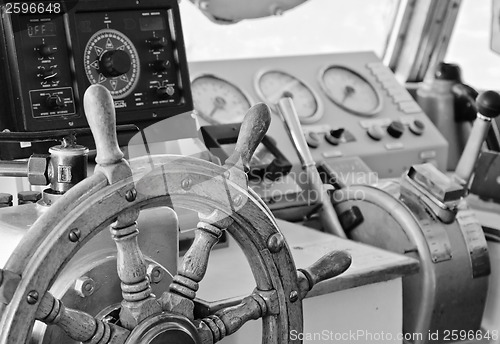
(306, 132), (321, 148)
(387, 120), (405, 138)
(325, 128), (344, 145)
(367, 125), (385, 141)
(409, 119), (425, 135)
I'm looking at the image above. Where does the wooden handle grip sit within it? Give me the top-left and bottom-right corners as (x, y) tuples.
(297, 250), (351, 300)
(226, 103), (271, 171)
(83, 84), (124, 166)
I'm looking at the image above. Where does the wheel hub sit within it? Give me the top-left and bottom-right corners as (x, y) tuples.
(125, 313), (200, 344)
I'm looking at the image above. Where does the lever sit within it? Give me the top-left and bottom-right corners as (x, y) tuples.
(278, 97), (347, 238)
(225, 103), (271, 172)
(455, 90), (500, 186)
(297, 250), (352, 301)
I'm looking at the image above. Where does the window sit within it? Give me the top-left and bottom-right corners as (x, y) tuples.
(180, 0), (401, 61)
(446, 0), (500, 90)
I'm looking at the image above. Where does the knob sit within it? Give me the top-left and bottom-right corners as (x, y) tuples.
(0, 193), (13, 207)
(99, 50), (131, 77)
(367, 125), (385, 141)
(46, 95), (64, 109)
(409, 119), (425, 136)
(150, 60), (170, 73)
(477, 90), (500, 118)
(149, 37), (167, 50)
(387, 120), (405, 138)
(305, 132), (320, 148)
(265, 158), (289, 181)
(156, 86), (175, 97)
(38, 44), (57, 57)
(325, 128), (344, 145)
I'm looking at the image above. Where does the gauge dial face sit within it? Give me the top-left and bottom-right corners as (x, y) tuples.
(257, 71), (321, 123)
(191, 75), (251, 124)
(321, 66), (381, 116)
(83, 29), (140, 99)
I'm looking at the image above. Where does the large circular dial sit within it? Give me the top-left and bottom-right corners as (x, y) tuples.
(83, 29), (140, 99)
(191, 75), (252, 124)
(320, 66), (382, 116)
(256, 70), (322, 124)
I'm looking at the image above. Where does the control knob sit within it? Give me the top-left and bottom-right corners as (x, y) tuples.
(40, 67), (60, 81)
(149, 37), (167, 50)
(156, 86), (175, 98)
(387, 120), (405, 138)
(38, 44), (58, 57)
(99, 50), (131, 77)
(325, 128), (344, 145)
(151, 60), (170, 73)
(46, 95), (64, 110)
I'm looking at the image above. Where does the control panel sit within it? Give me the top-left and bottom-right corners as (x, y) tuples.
(189, 52), (448, 178)
(0, 0), (192, 132)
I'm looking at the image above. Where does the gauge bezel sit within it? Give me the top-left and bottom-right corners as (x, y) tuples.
(254, 69), (324, 124)
(319, 65), (383, 117)
(191, 73), (255, 124)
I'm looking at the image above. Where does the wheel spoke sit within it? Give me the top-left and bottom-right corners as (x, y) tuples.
(110, 221), (161, 329)
(35, 291), (129, 344)
(195, 290), (279, 344)
(160, 221), (224, 319)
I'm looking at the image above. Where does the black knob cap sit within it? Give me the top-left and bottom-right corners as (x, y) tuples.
(38, 44), (57, 57)
(149, 37), (167, 50)
(265, 158), (289, 181)
(99, 50), (131, 77)
(435, 62), (462, 82)
(151, 60), (170, 73)
(46, 95), (64, 109)
(325, 128), (344, 145)
(387, 120), (405, 138)
(477, 90), (500, 119)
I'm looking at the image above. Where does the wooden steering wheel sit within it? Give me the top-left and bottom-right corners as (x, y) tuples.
(0, 85), (351, 344)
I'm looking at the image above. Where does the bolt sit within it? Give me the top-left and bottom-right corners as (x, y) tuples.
(147, 264), (164, 284)
(125, 188), (137, 202)
(289, 290), (299, 303)
(74, 276), (95, 297)
(68, 228), (81, 242)
(233, 195), (243, 207)
(181, 178), (192, 191)
(224, 170), (231, 179)
(27, 290), (39, 305)
(267, 233), (285, 253)
(199, 0), (209, 10)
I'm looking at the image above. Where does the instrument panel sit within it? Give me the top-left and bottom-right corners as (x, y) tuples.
(0, 0), (193, 133)
(190, 52), (448, 178)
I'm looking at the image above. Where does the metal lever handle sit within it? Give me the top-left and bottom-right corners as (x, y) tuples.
(83, 84), (124, 166)
(455, 90), (500, 185)
(277, 97), (347, 238)
(226, 103), (271, 172)
(297, 250), (352, 300)
(277, 98), (315, 168)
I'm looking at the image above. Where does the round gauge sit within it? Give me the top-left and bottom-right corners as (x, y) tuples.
(191, 75), (252, 124)
(83, 29), (140, 99)
(256, 70), (322, 124)
(320, 66), (382, 116)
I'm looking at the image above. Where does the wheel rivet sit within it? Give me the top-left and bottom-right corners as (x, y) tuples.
(181, 178), (192, 190)
(68, 228), (81, 242)
(267, 233), (285, 253)
(125, 188), (137, 202)
(27, 290), (39, 304)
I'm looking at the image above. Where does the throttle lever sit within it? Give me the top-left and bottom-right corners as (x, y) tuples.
(225, 103), (271, 172)
(297, 250), (352, 301)
(455, 90), (500, 186)
(278, 97), (347, 238)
